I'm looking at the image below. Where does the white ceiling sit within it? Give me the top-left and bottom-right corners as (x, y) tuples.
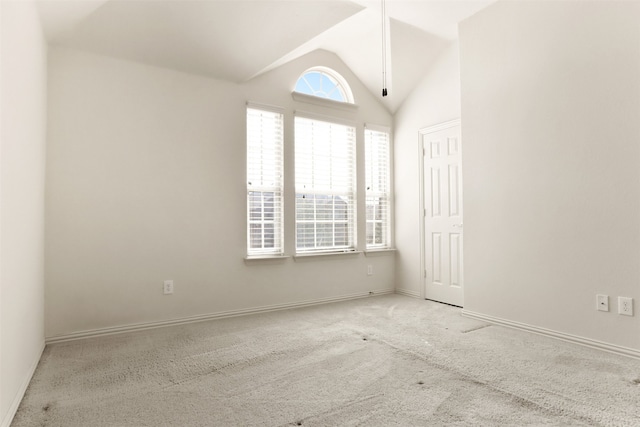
(37, 0), (494, 113)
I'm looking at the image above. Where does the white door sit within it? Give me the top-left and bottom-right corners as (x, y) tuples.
(421, 120), (463, 307)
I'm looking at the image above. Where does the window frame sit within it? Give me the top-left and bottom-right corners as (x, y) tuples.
(246, 104), (285, 258)
(294, 67), (355, 104)
(245, 68), (394, 260)
(294, 113), (358, 255)
(364, 125), (392, 250)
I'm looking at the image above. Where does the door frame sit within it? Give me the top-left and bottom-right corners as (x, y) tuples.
(418, 119), (462, 301)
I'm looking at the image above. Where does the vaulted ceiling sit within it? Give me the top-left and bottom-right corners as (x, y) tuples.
(37, 0), (494, 113)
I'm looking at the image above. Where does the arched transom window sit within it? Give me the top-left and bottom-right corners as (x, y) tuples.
(294, 67), (354, 103)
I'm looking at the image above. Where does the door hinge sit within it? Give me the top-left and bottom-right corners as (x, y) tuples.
(424, 269), (427, 278)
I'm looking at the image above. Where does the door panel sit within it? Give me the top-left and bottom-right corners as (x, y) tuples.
(432, 232), (442, 283)
(421, 121), (463, 306)
(431, 168), (441, 216)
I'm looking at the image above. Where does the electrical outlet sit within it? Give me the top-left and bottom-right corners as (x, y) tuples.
(367, 265), (373, 276)
(596, 294), (609, 312)
(618, 297), (633, 316)
(163, 280), (174, 295)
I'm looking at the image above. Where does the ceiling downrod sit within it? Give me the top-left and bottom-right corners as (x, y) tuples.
(381, 0), (388, 97)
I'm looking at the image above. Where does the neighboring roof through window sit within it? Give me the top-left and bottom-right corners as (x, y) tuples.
(294, 67), (354, 103)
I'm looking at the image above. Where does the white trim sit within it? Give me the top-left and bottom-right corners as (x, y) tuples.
(294, 108), (358, 127)
(462, 310), (640, 360)
(417, 131), (425, 299)
(244, 254), (290, 261)
(246, 101), (284, 114)
(419, 119), (461, 134)
(292, 92), (359, 112)
(395, 288), (421, 299)
(364, 248), (396, 256)
(418, 119), (462, 301)
(293, 250), (362, 260)
(364, 123), (391, 134)
(45, 290), (394, 345)
(1, 342), (45, 427)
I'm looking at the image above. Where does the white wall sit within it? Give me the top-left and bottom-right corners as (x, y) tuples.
(46, 47), (394, 338)
(0, 1), (47, 425)
(460, 0), (640, 350)
(393, 43), (461, 298)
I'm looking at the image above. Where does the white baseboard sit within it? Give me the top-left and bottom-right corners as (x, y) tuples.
(462, 309), (640, 360)
(1, 342), (45, 427)
(395, 288), (421, 299)
(46, 289), (395, 344)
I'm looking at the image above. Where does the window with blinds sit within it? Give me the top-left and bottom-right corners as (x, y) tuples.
(365, 128), (391, 249)
(295, 116), (356, 253)
(247, 107), (284, 256)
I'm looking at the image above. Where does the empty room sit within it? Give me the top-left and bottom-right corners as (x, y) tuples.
(2, 0), (640, 425)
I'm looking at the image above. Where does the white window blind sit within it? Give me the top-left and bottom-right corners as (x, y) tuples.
(295, 116), (356, 253)
(365, 128), (391, 248)
(247, 107), (284, 255)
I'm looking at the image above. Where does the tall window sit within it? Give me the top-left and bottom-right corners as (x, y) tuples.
(247, 107), (284, 256)
(365, 128), (391, 249)
(295, 117), (356, 253)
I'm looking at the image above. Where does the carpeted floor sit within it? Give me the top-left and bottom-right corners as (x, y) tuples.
(12, 294), (640, 426)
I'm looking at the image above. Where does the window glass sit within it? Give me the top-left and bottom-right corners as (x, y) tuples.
(294, 68), (353, 103)
(365, 128), (391, 248)
(295, 117), (356, 253)
(247, 107), (284, 256)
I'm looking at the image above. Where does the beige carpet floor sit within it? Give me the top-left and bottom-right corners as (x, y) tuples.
(12, 294), (640, 426)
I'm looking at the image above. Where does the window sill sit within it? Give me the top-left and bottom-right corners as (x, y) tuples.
(364, 248), (396, 256)
(244, 254), (290, 263)
(294, 250), (362, 261)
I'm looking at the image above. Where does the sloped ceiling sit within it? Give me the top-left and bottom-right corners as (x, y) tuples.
(37, 0), (494, 113)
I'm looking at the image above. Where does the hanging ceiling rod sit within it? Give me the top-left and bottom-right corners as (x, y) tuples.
(381, 0), (388, 97)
